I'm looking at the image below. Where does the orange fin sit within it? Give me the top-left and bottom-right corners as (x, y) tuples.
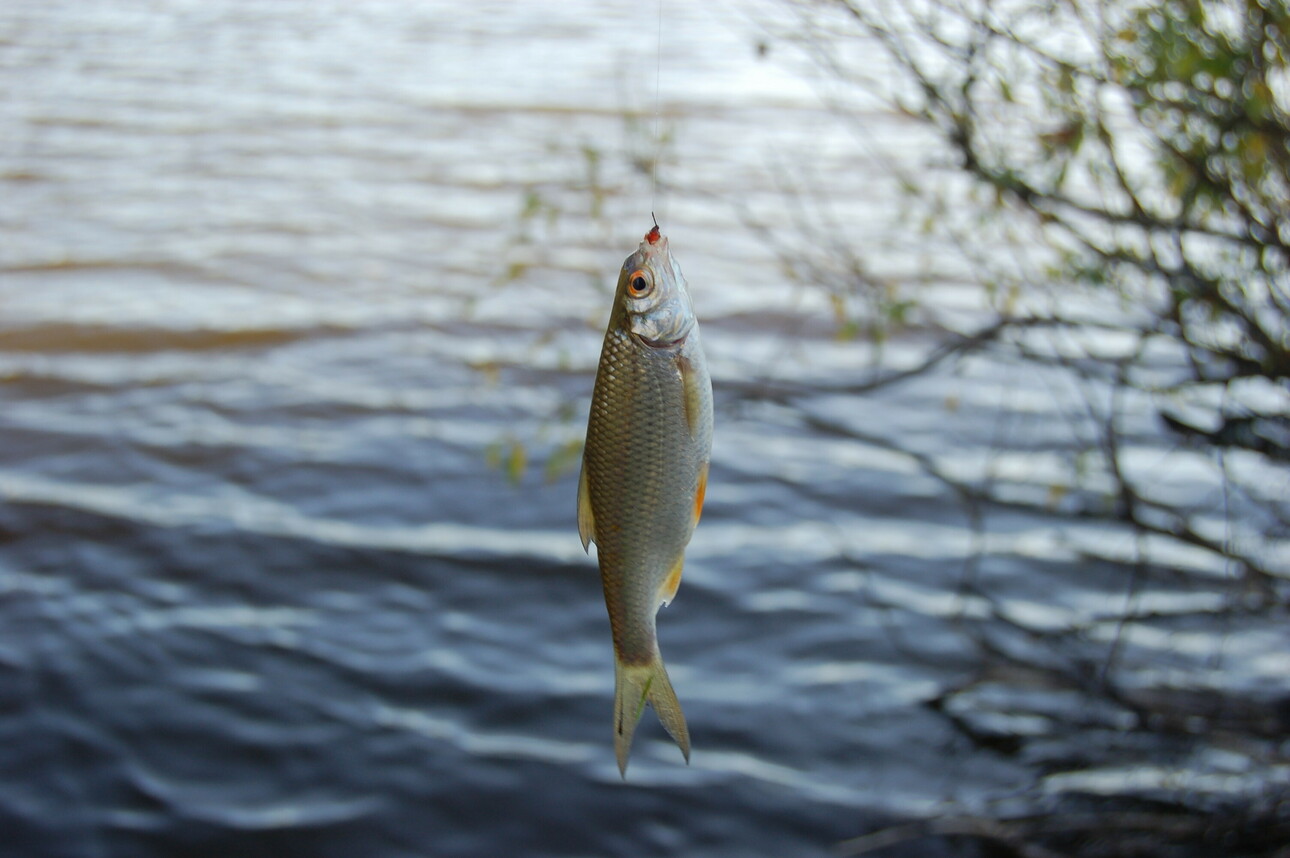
(692, 462), (708, 529)
(658, 553), (684, 607)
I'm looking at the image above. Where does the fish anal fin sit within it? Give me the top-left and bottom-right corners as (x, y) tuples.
(658, 553), (684, 607)
(577, 465), (595, 552)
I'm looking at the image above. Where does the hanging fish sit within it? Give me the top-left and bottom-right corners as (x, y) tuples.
(578, 221), (713, 777)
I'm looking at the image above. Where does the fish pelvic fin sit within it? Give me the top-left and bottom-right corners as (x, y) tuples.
(613, 651), (690, 778)
(692, 461), (709, 530)
(576, 464), (595, 552)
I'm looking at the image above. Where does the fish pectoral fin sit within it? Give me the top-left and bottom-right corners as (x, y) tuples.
(658, 553), (684, 607)
(577, 464), (595, 552)
(677, 355), (706, 441)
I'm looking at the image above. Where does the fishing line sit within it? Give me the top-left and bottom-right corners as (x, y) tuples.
(650, 0), (664, 214)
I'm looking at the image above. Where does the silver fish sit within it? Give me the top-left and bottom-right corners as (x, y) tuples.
(578, 222), (713, 777)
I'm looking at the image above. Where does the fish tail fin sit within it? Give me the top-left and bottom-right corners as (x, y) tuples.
(613, 650), (690, 778)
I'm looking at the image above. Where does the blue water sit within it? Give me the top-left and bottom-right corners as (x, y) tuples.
(2, 2), (1286, 856)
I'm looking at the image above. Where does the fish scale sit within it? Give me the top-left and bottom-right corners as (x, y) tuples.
(588, 329), (688, 661)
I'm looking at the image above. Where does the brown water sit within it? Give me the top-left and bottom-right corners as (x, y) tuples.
(2, 2), (1286, 856)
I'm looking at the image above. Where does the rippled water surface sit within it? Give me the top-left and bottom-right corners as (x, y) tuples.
(2, 2), (1286, 857)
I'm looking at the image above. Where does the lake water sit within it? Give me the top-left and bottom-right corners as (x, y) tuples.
(1, 1), (1286, 856)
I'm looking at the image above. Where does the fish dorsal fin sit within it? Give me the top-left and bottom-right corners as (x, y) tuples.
(577, 464), (596, 552)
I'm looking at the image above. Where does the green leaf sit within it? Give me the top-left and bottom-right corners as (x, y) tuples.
(505, 441), (527, 485)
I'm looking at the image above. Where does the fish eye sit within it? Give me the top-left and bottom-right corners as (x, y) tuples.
(627, 269), (653, 298)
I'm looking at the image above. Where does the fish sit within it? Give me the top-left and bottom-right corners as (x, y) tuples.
(578, 221), (713, 777)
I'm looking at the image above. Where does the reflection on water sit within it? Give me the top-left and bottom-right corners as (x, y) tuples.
(1, 1), (1285, 856)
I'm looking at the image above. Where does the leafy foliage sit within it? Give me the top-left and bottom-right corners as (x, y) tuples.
(787, 0), (1287, 581)
(774, 0), (1288, 854)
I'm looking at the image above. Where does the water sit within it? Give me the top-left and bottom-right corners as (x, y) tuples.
(2, 2), (1286, 856)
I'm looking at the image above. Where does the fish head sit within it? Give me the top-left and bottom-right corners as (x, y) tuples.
(616, 224), (695, 348)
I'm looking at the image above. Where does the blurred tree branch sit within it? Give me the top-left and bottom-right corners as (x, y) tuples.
(762, 0), (1288, 853)
(768, 0), (1288, 584)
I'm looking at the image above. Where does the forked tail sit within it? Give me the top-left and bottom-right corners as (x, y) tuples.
(613, 650), (689, 778)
